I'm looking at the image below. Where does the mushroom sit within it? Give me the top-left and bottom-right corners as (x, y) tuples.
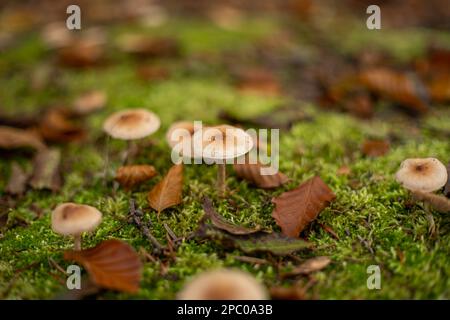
(166, 121), (198, 162)
(51, 203), (102, 250)
(103, 108), (160, 164)
(192, 125), (253, 196)
(177, 269), (268, 300)
(395, 158), (447, 193)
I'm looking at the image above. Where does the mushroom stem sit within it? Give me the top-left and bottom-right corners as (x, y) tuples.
(217, 163), (226, 197)
(74, 234), (82, 251)
(123, 140), (137, 165)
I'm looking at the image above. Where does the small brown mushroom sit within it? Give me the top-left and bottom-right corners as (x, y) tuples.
(177, 269), (268, 300)
(192, 125), (253, 196)
(395, 158), (447, 193)
(51, 203), (102, 250)
(103, 108), (160, 164)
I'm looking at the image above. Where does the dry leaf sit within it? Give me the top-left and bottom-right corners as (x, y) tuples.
(64, 239), (142, 293)
(282, 256), (331, 277)
(29, 148), (61, 191)
(412, 191), (450, 213)
(359, 68), (429, 114)
(0, 125), (45, 151)
(233, 161), (289, 189)
(58, 39), (105, 68)
(39, 108), (86, 143)
(270, 286), (306, 300)
(72, 90), (107, 115)
(136, 65), (170, 82)
(272, 176), (336, 238)
(235, 68), (280, 96)
(148, 164), (183, 215)
(428, 74), (450, 103)
(118, 35), (180, 58)
(6, 162), (29, 195)
(115, 164), (157, 190)
(202, 197), (261, 235)
(361, 139), (390, 157)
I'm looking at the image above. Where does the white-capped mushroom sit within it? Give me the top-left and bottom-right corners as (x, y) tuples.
(52, 203), (102, 250)
(103, 108), (160, 165)
(177, 269), (268, 300)
(395, 158), (448, 193)
(192, 125), (253, 196)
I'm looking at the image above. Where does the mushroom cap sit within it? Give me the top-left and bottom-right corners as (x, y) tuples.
(395, 157), (448, 192)
(177, 269), (268, 300)
(166, 121), (196, 148)
(192, 125), (253, 161)
(51, 203), (102, 236)
(103, 108), (160, 140)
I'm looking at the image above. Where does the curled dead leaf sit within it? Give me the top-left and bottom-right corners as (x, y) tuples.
(361, 139), (390, 157)
(233, 161), (289, 189)
(115, 164), (157, 190)
(0, 125), (46, 151)
(64, 239), (142, 293)
(202, 197), (261, 235)
(282, 256), (331, 277)
(272, 176), (336, 238)
(270, 286), (306, 300)
(39, 108), (85, 143)
(148, 164), (183, 215)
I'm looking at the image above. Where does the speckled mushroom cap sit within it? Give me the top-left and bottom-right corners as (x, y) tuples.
(192, 125), (253, 161)
(52, 203), (102, 236)
(395, 158), (448, 192)
(103, 108), (160, 140)
(177, 269), (268, 300)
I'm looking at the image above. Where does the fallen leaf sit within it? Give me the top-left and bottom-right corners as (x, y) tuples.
(359, 68), (429, 114)
(117, 35), (180, 58)
(361, 139), (390, 157)
(57, 39), (105, 68)
(427, 74), (450, 103)
(39, 108), (86, 143)
(0, 125), (46, 151)
(72, 90), (107, 115)
(6, 162), (29, 195)
(29, 148), (62, 191)
(272, 176), (336, 238)
(136, 65), (170, 82)
(233, 161), (289, 189)
(344, 93), (374, 119)
(234, 68), (280, 96)
(270, 286), (306, 300)
(148, 164), (183, 215)
(197, 225), (311, 256)
(412, 191), (450, 213)
(202, 197), (261, 235)
(282, 256), (331, 277)
(64, 239), (142, 293)
(115, 164), (157, 190)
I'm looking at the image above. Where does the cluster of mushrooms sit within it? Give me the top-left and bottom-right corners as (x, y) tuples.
(50, 108), (448, 298)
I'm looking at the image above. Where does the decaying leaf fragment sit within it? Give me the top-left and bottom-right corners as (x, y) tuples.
(233, 161), (289, 189)
(64, 239), (142, 293)
(115, 164), (157, 190)
(361, 139), (390, 157)
(39, 108), (85, 143)
(202, 197), (261, 235)
(148, 164), (183, 215)
(0, 125), (45, 151)
(6, 162), (29, 195)
(272, 176), (336, 238)
(282, 256), (331, 277)
(29, 148), (62, 191)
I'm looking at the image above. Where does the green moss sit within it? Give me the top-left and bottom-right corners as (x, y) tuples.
(1, 16), (449, 300)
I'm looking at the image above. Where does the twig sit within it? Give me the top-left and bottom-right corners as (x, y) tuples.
(48, 257), (66, 275)
(129, 199), (164, 254)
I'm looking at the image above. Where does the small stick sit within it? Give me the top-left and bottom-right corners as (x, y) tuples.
(129, 199), (164, 254)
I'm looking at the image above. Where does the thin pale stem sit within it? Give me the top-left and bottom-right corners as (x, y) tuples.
(74, 234), (82, 251)
(217, 163), (226, 197)
(103, 135), (110, 187)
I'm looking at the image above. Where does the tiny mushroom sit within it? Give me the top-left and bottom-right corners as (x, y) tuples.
(395, 158), (448, 193)
(103, 108), (160, 164)
(177, 269), (268, 300)
(192, 125), (253, 196)
(51, 203), (102, 250)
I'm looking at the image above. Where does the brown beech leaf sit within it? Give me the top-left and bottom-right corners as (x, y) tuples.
(39, 108), (86, 143)
(6, 162), (29, 195)
(233, 161), (289, 189)
(148, 164), (183, 215)
(29, 148), (62, 191)
(72, 90), (107, 116)
(412, 191), (450, 213)
(115, 164), (157, 190)
(361, 139), (390, 157)
(202, 197), (261, 235)
(282, 256), (331, 278)
(359, 68), (429, 114)
(272, 176), (336, 238)
(64, 239), (142, 293)
(0, 125), (46, 151)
